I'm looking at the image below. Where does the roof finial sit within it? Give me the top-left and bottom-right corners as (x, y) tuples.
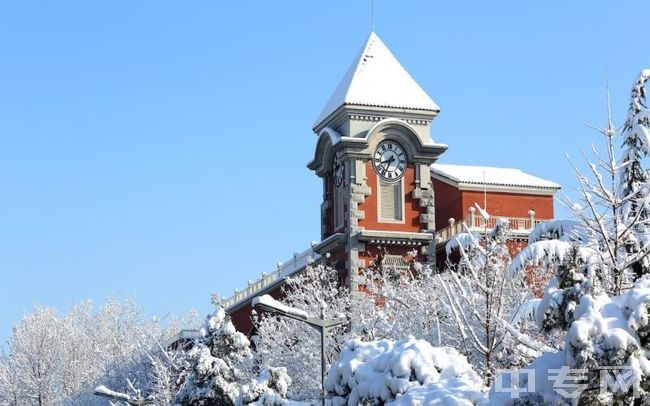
(371, 0), (375, 32)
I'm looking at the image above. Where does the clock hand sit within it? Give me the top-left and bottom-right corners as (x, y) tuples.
(381, 156), (396, 170)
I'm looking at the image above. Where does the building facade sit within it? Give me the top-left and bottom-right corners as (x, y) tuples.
(225, 32), (560, 335)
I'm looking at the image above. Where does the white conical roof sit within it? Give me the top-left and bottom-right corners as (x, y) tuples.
(314, 32), (439, 128)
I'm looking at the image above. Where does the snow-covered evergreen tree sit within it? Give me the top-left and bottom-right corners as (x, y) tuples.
(514, 72), (650, 295)
(495, 69), (650, 405)
(174, 307), (252, 405)
(620, 69), (650, 280)
(174, 305), (291, 406)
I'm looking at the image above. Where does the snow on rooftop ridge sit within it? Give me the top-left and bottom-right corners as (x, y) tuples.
(431, 163), (561, 190)
(313, 32), (439, 128)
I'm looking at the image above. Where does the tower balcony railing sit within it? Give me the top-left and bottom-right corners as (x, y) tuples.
(222, 244), (319, 312)
(435, 208), (542, 244)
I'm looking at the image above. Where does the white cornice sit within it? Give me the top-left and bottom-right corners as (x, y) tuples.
(432, 173), (559, 196)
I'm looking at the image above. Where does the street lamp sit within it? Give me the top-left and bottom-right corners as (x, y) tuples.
(94, 385), (154, 406)
(252, 294), (348, 406)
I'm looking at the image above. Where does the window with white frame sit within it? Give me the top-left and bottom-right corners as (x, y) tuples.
(378, 178), (404, 222)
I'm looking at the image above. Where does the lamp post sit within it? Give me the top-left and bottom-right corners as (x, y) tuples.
(93, 385), (154, 405)
(252, 295), (348, 406)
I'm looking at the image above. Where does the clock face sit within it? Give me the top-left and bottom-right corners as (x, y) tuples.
(373, 141), (407, 181)
(333, 154), (345, 188)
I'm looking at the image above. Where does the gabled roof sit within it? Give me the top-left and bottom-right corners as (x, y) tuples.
(313, 32), (440, 128)
(431, 164), (561, 192)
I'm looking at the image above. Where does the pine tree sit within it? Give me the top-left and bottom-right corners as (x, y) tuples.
(174, 307), (252, 405)
(620, 69), (650, 280)
(174, 305), (291, 406)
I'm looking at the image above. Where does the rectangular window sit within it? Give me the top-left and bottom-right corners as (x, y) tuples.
(335, 188), (344, 230)
(378, 178), (404, 222)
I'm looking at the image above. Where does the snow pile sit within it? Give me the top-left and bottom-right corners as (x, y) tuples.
(567, 293), (639, 370)
(238, 367), (292, 406)
(489, 350), (569, 405)
(325, 337), (487, 405)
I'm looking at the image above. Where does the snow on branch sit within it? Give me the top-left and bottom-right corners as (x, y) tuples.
(510, 240), (573, 275)
(445, 232), (480, 257)
(527, 219), (587, 244)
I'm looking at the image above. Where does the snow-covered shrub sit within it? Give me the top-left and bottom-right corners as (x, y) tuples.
(493, 275), (650, 404)
(325, 337), (487, 405)
(534, 246), (596, 332)
(175, 306), (291, 406)
(238, 367), (292, 406)
(489, 350), (569, 405)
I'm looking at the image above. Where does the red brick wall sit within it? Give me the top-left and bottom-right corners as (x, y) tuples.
(433, 177), (555, 230)
(229, 285), (284, 336)
(359, 162), (422, 232)
(460, 190), (554, 219)
(229, 251), (350, 335)
(432, 178), (464, 231)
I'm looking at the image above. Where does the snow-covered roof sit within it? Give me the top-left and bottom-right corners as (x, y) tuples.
(314, 32), (439, 128)
(431, 164), (561, 191)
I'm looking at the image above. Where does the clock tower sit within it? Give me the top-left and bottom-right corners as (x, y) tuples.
(308, 32), (447, 295)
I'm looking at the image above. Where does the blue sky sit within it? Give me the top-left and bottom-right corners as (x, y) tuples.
(0, 1), (648, 343)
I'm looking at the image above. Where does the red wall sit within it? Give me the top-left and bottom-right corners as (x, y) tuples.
(433, 177), (555, 230)
(229, 285), (284, 336)
(359, 162), (422, 232)
(460, 190), (554, 219)
(432, 178), (464, 231)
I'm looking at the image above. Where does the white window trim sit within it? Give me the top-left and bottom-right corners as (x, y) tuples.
(377, 176), (405, 224)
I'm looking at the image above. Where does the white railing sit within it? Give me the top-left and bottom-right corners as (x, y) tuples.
(436, 208), (542, 243)
(222, 245), (320, 311)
